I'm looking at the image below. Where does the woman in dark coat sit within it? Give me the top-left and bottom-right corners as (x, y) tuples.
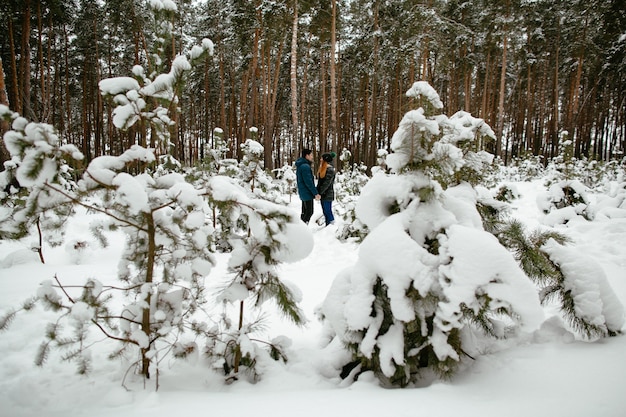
(317, 152), (336, 226)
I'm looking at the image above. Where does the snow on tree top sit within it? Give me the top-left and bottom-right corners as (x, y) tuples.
(98, 77), (140, 96)
(202, 39), (215, 55)
(406, 81), (444, 109)
(149, 0), (177, 11)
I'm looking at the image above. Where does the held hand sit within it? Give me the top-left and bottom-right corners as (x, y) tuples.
(315, 194), (321, 201)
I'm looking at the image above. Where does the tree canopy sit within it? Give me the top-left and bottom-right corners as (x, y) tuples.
(1, 0), (624, 170)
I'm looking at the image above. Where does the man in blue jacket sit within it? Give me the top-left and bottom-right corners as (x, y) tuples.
(295, 149), (320, 223)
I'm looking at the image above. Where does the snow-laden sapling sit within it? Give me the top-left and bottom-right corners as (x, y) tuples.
(272, 163), (297, 202)
(333, 148), (370, 242)
(0, 106), (82, 263)
(238, 137), (284, 202)
(495, 219), (624, 339)
(0, 35), (217, 384)
(204, 157), (313, 382)
(537, 132), (594, 225)
(318, 81), (545, 387)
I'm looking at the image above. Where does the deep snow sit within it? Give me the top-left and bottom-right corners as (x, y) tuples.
(1, 180), (625, 417)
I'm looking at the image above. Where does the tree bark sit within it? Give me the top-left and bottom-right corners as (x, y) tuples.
(495, 34), (508, 158)
(141, 212), (156, 378)
(290, 0), (299, 155)
(0, 57), (10, 166)
(20, 0), (32, 120)
(329, 0), (338, 153)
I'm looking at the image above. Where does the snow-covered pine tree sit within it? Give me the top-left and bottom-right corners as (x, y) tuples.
(0, 111), (218, 379)
(203, 143), (312, 382)
(493, 219), (624, 339)
(0, 108), (82, 262)
(202, 127), (230, 176)
(491, 134), (625, 339)
(1, 2), (313, 387)
(188, 127), (234, 252)
(238, 136), (283, 202)
(334, 148), (370, 242)
(468, 144), (625, 342)
(318, 81), (545, 387)
(536, 132), (593, 225)
(272, 163), (297, 202)
(0, 24), (218, 381)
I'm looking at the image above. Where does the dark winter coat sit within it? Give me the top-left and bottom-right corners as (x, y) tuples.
(296, 157), (318, 201)
(317, 164), (335, 201)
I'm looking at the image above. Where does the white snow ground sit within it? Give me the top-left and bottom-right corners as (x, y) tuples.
(1, 179), (625, 417)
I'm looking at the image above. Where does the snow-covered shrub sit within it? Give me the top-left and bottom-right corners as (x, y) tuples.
(585, 180), (626, 220)
(1, 30), (310, 384)
(272, 164), (297, 201)
(496, 220), (624, 339)
(0, 114), (219, 377)
(502, 156), (546, 182)
(0, 105), (81, 260)
(334, 150), (370, 242)
(541, 240), (624, 338)
(493, 183), (521, 203)
(204, 320), (291, 383)
(553, 131), (576, 181)
(537, 179), (592, 225)
(318, 82), (544, 387)
(205, 176), (311, 381)
(238, 137), (284, 203)
(190, 127), (231, 179)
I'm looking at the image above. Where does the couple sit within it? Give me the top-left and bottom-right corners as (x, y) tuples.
(296, 149), (336, 226)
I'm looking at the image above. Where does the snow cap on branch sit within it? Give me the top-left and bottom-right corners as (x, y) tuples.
(406, 81), (444, 109)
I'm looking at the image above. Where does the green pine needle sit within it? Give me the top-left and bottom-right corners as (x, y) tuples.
(0, 310), (17, 331)
(35, 341), (51, 367)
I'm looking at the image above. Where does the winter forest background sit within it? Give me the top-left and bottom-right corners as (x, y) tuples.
(0, 0), (624, 170)
(0, 0), (626, 415)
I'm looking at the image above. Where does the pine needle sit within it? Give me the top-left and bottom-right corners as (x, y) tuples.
(35, 341), (51, 367)
(0, 310), (17, 331)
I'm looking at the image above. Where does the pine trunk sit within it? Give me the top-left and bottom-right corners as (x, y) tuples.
(495, 34), (508, 157)
(0, 57), (9, 166)
(290, 0), (299, 152)
(329, 0), (338, 153)
(141, 213), (156, 378)
(8, 19), (21, 115)
(20, 1), (32, 119)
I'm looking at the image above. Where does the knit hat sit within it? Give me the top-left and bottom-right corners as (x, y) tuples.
(322, 152), (336, 162)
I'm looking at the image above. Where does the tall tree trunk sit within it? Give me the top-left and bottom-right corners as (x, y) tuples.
(63, 24), (73, 145)
(290, 0), (299, 155)
(219, 48), (227, 135)
(551, 24), (560, 158)
(570, 54), (585, 157)
(537, 68), (547, 157)
(299, 36), (311, 152)
(36, 2), (48, 122)
(264, 34), (286, 170)
(524, 64), (534, 153)
(93, 19), (102, 159)
(481, 51), (490, 120)
(238, 2), (261, 160)
(329, 0), (338, 153)
(0, 57), (10, 166)
(320, 52), (327, 148)
(8, 18), (21, 115)
(238, 68), (250, 159)
(141, 212), (156, 378)
(495, 34), (508, 158)
(367, 1), (380, 167)
(20, 0), (32, 120)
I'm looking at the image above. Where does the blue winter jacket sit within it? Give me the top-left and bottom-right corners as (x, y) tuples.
(296, 157), (318, 201)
